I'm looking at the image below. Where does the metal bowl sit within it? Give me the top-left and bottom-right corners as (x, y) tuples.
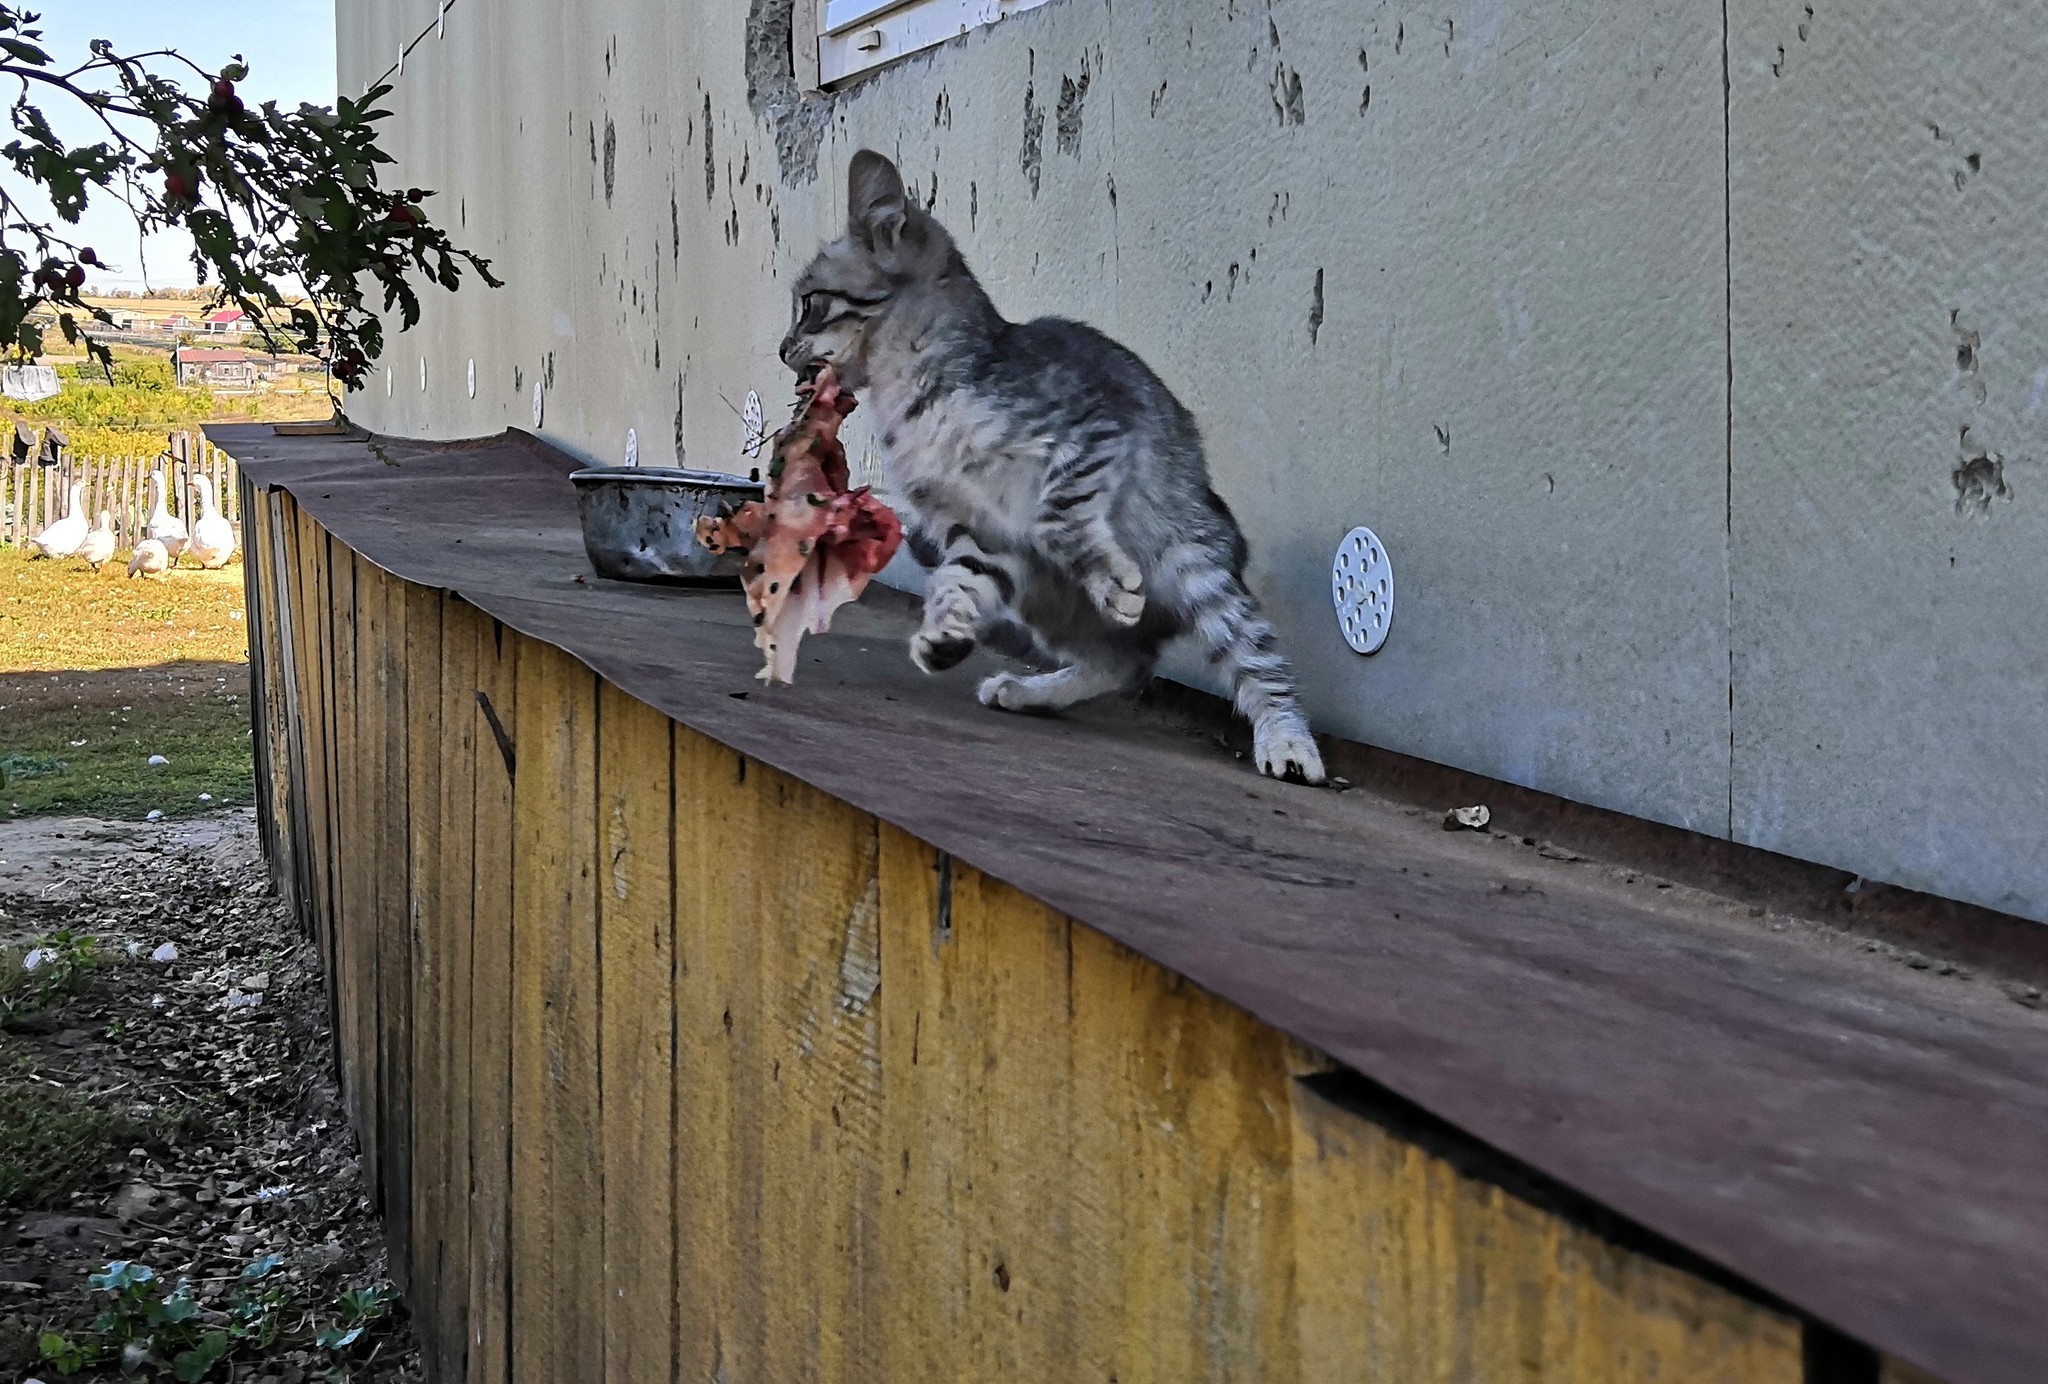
(570, 466), (765, 584)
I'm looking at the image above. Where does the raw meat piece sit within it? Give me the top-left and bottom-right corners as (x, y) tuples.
(695, 365), (903, 684)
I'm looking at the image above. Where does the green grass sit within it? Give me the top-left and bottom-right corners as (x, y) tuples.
(0, 692), (252, 819)
(0, 1078), (149, 1208)
(0, 932), (100, 1027)
(0, 544), (252, 820)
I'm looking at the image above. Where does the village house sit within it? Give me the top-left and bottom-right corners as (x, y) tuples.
(202, 306), (248, 335)
(174, 345), (297, 389)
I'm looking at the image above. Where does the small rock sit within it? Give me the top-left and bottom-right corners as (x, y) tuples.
(151, 941), (179, 964)
(147, 754), (169, 767)
(1443, 804), (1491, 832)
(240, 972), (270, 991)
(145, 809), (164, 822)
(198, 792), (213, 802)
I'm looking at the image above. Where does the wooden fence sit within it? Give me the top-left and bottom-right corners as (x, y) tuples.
(1, 430), (241, 551)
(231, 484), (1915, 1384)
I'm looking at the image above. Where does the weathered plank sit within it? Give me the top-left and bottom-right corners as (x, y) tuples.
(747, 761), (885, 1384)
(878, 826), (1082, 1383)
(671, 726), (750, 1384)
(373, 563), (414, 1271)
(466, 614), (518, 1384)
(508, 641), (602, 1384)
(1066, 913), (1304, 1382)
(1287, 1075), (1803, 1383)
(1884, 1361), (1946, 1384)
(431, 597), (479, 1384)
(327, 537), (370, 1180)
(405, 583), (444, 1342)
(595, 682), (676, 1384)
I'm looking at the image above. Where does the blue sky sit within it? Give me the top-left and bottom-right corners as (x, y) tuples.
(27, 1), (335, 291)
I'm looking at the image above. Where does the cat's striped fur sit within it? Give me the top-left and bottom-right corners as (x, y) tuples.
(779, 150), (1324, 784)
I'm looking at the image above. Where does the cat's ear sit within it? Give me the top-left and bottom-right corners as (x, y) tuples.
(848, 150), (908, 253)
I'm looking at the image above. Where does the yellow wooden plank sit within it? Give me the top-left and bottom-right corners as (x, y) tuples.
(877, 825), (1083, 1383)
(747, 760), (885, 1384)
(508, 637), (602, 1384)
(1066, 918), (1304, 1383)
(372, 564), (413, 1273)
(328, 538), (371, 1181)
(404, 583), (444, 1341)
(288, 502), (338, 1007)
(244, 497), (292, 892)
(467, 613), (518, 1384)
(595, 681), (676, 1384)
(353, 556), (397, 1222)
(1287, 1076), (1805, 1383)
(432, 596), (479, 1384)
(671, 725), (750, 1384)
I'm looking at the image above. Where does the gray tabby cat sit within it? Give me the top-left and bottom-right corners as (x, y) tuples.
(780, 150), (1325, 784)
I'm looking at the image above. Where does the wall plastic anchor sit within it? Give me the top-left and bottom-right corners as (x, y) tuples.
(1332, 526), (1393, 654)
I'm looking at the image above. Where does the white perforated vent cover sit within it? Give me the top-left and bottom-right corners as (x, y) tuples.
(1332, 526), (1393, 654)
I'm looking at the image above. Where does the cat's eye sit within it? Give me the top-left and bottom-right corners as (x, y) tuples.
(800, 293), (827, 327)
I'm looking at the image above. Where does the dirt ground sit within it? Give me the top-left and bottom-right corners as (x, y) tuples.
(0, 812), (423, 1382)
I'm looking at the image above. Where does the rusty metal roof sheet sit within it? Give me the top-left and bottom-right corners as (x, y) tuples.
(211, 423), (2048, 1384)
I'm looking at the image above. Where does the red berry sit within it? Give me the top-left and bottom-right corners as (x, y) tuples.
(165, 172), (190, 201)
(64, 265), (84, 289)
(406, 188), (425, 204)
(78, 248), (98, 267)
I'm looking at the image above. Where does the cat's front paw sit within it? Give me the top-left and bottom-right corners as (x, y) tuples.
(913, 587), (979, 673)
(912, 627), (975, 673)
(1087, 561), (1146, 628)
(1253, 715), (1326, 785)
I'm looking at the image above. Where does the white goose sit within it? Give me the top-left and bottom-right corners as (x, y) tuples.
(127, 538), (170, 578)
(186, 475), (236, 569)
(77, 509), (116, 570)
(29, 482), (87, 559)
(145, 470), (188, 565)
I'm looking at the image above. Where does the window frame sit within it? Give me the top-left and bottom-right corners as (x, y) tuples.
(814, 0), (1059, 87)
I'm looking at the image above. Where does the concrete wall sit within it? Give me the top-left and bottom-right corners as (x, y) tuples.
(336, 0), (2048, 924)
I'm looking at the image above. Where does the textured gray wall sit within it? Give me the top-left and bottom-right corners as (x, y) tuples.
(338, 0), (2048, 923)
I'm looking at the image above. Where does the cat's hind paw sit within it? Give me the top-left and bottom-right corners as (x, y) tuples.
(977, 671), (1023, 709)
(1086, 563), (1146, 628)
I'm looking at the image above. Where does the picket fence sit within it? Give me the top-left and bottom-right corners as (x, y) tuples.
(0, 430), (241, 554)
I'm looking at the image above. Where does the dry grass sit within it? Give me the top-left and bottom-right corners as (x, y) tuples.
(0, 545), (246, 673)
(0, 546), (251, 819)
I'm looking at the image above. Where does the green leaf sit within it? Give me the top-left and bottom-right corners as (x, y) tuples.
(240, 1252), (284, 1280)
(316, 1323), (364, 1350)
(90, 1261), (155, 1293)
(171, 1330), (230, 1382)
